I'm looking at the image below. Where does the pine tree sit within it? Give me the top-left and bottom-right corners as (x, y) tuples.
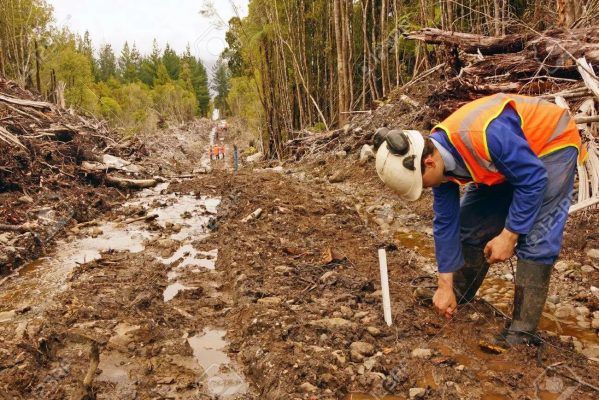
(139, 39), (161, 86)
(212, 58), (231, 115)
(194, 61), (210, 117)
(78, 31), (97, 80)
(182, 45), (210, 117)
(154, 62), (171, 86)
(162, 44), (181, 80)
(118, 41), (140, 83)
(179, 61), (194, 92)
(97, 43), (117, 81)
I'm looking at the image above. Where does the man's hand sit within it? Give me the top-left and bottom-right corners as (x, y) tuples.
(484, 228), (519, 264)
(433, 273), (457, 319)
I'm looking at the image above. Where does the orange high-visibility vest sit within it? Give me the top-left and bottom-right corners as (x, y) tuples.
(433, 93), (586, 186)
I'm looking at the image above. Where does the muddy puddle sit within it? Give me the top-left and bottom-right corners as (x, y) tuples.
(0, 223), (152, 315)
(0, 182), (220, 320)
(479, 277), (599, 350)
(188, 328), (249, 398)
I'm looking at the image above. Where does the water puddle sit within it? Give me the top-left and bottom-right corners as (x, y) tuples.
(163, 282), (191, 302)
(479, 278), (599, 351)
(0, 222), (152, 311)
(0, 181), (220, 319)
(188, 328), (249, 398)
(436, 342), (559, 399)
(97, 350), (136, 398)
(394, 230), (435, 259)
(161, 246), (217, 274)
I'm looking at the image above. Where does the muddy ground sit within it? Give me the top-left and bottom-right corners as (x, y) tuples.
(0, 121), (598, 400)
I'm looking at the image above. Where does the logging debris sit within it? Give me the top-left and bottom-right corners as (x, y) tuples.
(0, 77), (151, 274)
(287, 26), (599, 163)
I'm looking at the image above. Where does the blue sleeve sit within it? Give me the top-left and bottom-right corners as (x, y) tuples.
(486, 107), (547, 235)
(433, 182), (464, 273)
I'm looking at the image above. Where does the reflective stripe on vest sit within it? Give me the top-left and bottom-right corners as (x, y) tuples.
(432, 93), (586, 185)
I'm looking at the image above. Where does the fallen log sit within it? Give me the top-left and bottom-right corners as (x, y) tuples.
(0, 223), (34, 233)
(408, 27), (599, 59)
(0, 93), (54, 110)
(105, 175), (158, 189)
(576, 115), (599, 124)
(405, 28), (529, 54)
(409, 27), (599, 79)
(0, 126), (26, 149)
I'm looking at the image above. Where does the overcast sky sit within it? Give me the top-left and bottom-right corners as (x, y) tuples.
(48, 0), (248, 67)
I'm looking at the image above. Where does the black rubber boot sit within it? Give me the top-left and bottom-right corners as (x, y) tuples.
(453, 245), (490, 304)
(495, 259), (553, 347)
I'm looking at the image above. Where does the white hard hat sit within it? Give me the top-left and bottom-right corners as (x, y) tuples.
(375, 130), (425, 201)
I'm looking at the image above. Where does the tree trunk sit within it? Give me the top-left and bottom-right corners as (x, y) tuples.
(557, 0), (582, 28)
(333, 0), (348, 126)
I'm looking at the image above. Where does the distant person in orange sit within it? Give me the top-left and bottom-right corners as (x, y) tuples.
(212, 146), (219, 161)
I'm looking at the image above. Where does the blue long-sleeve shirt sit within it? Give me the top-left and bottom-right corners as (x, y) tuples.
(431, 106), (548, 273)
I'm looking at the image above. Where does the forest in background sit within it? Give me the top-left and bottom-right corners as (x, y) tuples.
(218, 0), (599, 158)
(0, 0), (218, 136)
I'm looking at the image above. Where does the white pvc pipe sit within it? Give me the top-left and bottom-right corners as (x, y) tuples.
(378, 248), (393, 326)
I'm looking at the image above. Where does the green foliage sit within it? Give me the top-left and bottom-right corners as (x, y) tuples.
(118, 41), (141, 83)
(99, 96), (122, 119)
(162, 44), (181, 80)
(0, 0), (53, 86)
(97, 44), (117, 81)
(228, 76), (261, 134)
(0, 1), (220, 136)
(154, 62), (171, 86)
(153, 82), (196, 123)
(212, 58), (231, 115)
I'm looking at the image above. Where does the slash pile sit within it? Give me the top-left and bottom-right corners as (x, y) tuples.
(0, 78), (151, 274)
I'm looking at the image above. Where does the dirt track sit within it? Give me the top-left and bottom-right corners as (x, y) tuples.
(1, 122), (598, 400)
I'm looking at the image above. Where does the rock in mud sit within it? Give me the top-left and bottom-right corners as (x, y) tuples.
(274, 265), (292, 274)
(332, 350), (346, 366)
(554, 305), (575, 319)
(366, 326), (381, 336)
(547, 294), (560, 304)
(586, 248), (599, 260)
(319, 271), (338, 285)
(359, 144), (375, 164)
(350, 341), (375, 362)
(311, 318), (357, 331)
(581, 264), (595, 272)
(300, 382), (318, 393)
(541, 376), (564, 393)
(329, 171), (347, 184)
(411, 348), (433, 359)
(554, 261), (570, 272)
(576, 306), (590, 316)
(257, 296), (282, 306)
(409, 387), (426, 399)
(156, 238), (178, 249)
(582, 345), (599, 360)
(17, 195), (34, 204)
(335, 150), (347, 159)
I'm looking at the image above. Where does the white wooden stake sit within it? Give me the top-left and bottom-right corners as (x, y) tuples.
(378, 248), (393, 326)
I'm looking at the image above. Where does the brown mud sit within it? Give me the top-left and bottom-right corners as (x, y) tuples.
(0, 121), (598, 400)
